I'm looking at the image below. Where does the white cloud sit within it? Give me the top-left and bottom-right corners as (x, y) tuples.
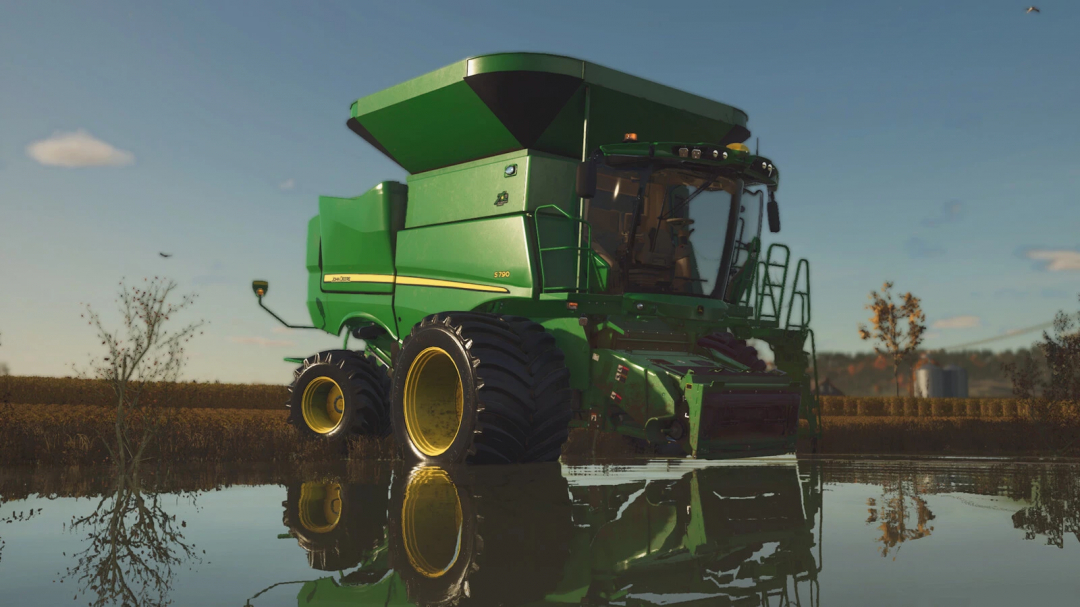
(26, 129), (134, 167)
(932, 315), (981, 329)
(229, 336), (296, 347)
(1027, 249), (1080, 272)
(279, 178), (295, 190)
(271, 327), (294, 334)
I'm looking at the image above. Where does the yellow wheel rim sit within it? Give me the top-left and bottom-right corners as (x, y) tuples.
(298, 482), (343, 534)
(402, 467), (463, 578)
(301, 376), (345, 434)
(403, 347), (464, 457)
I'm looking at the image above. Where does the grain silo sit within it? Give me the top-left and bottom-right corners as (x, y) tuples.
(914, 362), (944, 398)
(943, 365), (969, 398)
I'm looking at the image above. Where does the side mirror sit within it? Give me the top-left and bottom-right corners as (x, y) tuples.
(766, 194), (781, 233)
(575, 161), (596, 199)
(252, 280), (268, 297)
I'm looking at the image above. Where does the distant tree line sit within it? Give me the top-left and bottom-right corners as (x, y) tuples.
(814, 348), (1042, 397)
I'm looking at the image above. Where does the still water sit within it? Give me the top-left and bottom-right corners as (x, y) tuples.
(1, 458), (1078, 606)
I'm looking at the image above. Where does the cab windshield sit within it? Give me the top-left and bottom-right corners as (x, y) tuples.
(584, 163), (739, 298)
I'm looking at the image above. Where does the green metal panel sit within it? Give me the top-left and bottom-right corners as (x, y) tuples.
(405, 151), (528, 228)
(540, 317), (591, 391)
(393, 215), (535, 331)
(329, 294), (400, 340)
(404, 150), (576, 229)
(305, 215), (324, 328)
(318, 182), (406, 294)
(348, 53), (749, 174)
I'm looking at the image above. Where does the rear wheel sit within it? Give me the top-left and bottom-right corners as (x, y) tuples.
(288, 350), (391, 443)
(500, 316), (573, 462)
(282, 478), (389, 571)
(388, 463), (572, 606)
(391, 313), (533, 465)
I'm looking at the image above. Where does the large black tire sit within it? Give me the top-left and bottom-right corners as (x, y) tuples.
(288, 350), (391, 443)
(388, 463), (572, 607)
(281, 479), (389, 572)
(390, 313), (535, 465)
(499, 316), (573, 462)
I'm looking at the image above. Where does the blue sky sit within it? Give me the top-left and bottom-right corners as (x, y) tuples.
(2, 0), (1078, 383)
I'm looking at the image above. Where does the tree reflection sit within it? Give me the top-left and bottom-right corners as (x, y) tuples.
(64, 464), (199, 607)
(1010, 465), (1080, 549)
(866, 478), (936, 559)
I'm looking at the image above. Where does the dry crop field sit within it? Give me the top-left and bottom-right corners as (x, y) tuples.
(2, 376), (289, 410)
(1, 377), (1076, 465)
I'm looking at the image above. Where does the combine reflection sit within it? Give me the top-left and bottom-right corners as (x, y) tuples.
(273, 461), (823, 606)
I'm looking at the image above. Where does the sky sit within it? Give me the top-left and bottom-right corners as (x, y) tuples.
(1, 0), (1078, 383)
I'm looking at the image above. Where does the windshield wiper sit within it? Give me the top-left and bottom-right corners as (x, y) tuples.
(649, 171), (722, 252)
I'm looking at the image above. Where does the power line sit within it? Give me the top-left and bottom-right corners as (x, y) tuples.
(934, 320), (1056, 351)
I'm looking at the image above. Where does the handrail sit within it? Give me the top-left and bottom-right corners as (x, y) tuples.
(533, 204), (593, 293)
(786, 258), (811, 330)
(755, 243), (790, 322)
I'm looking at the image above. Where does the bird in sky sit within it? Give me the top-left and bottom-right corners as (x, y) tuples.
(159, 252), (172, 258)
(1025, 6), (1040, 13)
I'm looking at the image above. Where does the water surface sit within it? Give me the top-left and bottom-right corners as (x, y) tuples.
(1, 457), (1077, 606)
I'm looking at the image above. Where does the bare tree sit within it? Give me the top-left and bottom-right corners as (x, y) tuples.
(857, 282), (927, 397)
(78, 277), (203, 471)
(63, 277), (204, 606)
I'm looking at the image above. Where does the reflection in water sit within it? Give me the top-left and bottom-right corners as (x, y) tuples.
(1008, 465), (1080, 549)
(2, 459), (1077, 605)
(64, 464), (200, 607)
(271, 462), (824, 607)
(865, 478), (936, 559)
(830, 461), (1080, 556)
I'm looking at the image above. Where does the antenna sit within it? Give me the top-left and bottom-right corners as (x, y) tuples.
(755, 137), (760, 155)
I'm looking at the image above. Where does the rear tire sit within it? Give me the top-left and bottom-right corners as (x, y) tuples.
(388, 463), (572, 606)
(282, 479), (388, 571)
(391, 313), (533, 465)
(288, 350), (391, 443)
(500, 316), (573, 462)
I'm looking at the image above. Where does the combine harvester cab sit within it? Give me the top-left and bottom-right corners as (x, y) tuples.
(253, 53), (821, 463)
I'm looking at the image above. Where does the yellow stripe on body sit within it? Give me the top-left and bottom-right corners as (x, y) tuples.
(323, 273), (508, 294)
(395, 276), (509, 293)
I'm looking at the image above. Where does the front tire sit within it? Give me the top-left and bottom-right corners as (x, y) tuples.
(391, 313), (534, 465)
(288, 350), (391, 443)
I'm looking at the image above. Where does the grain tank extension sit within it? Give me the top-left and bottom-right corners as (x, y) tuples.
(252, 53), (822, 464)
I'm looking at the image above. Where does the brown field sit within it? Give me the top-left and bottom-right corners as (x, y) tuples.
(1, 377), (1076, 465)
(0, 375), (290, 410)
(0, 404), (392, 467)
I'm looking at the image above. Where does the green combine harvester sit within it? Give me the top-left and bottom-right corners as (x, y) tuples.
(252, 52), (821, 464)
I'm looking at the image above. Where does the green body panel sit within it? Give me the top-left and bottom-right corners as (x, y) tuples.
(539, 317), (592, 391)
(404, 150), (576, 228)
(318, 182), (406, 293)
(350, 53), (749, 174)
(305, 216), (324, 329)
(295, 574), (410, 607)
(393, 214), (536, 331)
